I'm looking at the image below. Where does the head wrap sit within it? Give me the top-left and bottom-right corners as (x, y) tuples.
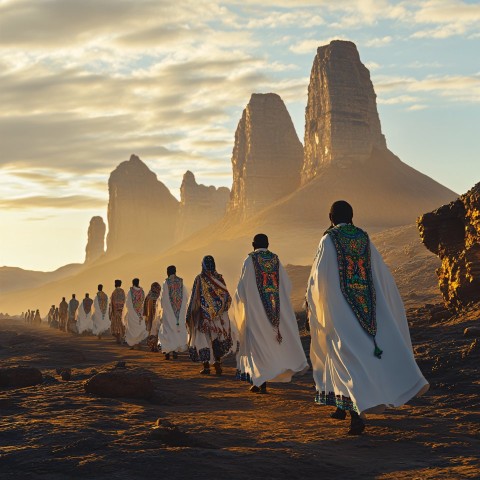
(149, 282), (161, 302)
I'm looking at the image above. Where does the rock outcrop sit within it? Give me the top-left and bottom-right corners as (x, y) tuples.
(418, 182), (480, 310)
(228, 93), (303, 219)
(85, 216), (106, 263)
(106, 155), (179, 257)
(302, 40), (387, 183)
(0, 366), (43, 388)
(175, 171), (230, 241)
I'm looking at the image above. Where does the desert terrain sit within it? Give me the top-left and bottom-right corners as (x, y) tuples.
(1, 301), (479, 480)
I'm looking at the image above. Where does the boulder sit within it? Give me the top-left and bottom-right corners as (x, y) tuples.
(84, 370), (154, 399)
(0, 366), (43, 388)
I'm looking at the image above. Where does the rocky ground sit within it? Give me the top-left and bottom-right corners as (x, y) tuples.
(1, 305), (479, 480)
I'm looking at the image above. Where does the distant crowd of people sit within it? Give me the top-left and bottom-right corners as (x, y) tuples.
(21, 201), (429, 435)
(23, 309), (42, 325)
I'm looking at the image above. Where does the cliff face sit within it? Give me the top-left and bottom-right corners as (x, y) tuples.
(175, 171), (230, 241)
(85, 216), (106, 263)
(302, 40), (386, 183)
(418, 182), (480, 310)
(228, 93), (303, 219)
(106, 155), (179, 257)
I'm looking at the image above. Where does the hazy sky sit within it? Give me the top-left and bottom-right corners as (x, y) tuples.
(0, 0), (479, 272)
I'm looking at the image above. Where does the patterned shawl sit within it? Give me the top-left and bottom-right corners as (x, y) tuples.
(110, 288), (126, 310)
(186, 269), (231, 336)
(327, 224), (382, 358)
(96, 291), (108, 316)
(130, 287), (145, 319)
(144, 282), (161, 318)
(82, 297), (93, 314)
(249, 250), (282, 343)
(167, 275), (184, 324)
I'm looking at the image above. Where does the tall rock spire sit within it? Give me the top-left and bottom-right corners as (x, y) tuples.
(302, 40), (387, 183)
(228, 93), (303, 219)
(85, 216), (106, 263)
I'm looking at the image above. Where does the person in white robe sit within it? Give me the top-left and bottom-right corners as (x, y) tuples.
(306, 200), (429, 435)
(186, 255), (233, 375)
(157, 265), (189, 360)
(123, 278), (148, 348)
(77, 293), (94, 334)
(231, 234), (309, 394)
(92, 284), (110, 338)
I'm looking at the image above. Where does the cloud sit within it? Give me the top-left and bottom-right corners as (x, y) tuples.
(289, 37), (348, 55)
(364, 36), (393, 47)
(0, 195), (106, 210)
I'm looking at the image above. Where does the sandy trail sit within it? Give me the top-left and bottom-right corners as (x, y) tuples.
(0, 316), (479, 480)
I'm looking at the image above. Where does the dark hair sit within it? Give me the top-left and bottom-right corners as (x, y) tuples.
(115, 279), (122, 287)
(202, 256), (216, 272)
(167, 265), (176, 276)
(62, 297), (65, 301)
(253, 233), (269, 249)
(98, 284), (103, 291)
(329, 200), (354, 225)
(72, 294), (76, 298)
(85, 293), (89, 298)
(132, 278), (140, 287)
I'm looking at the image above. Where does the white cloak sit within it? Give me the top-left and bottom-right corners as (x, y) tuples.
(156, 279), (188, 353)
(92, 293), (111, 335)
(306, 233), (429, 415)
(231, 251), (309, 387)
(123, 287), (148, 346)
(77, 301), (93, 334)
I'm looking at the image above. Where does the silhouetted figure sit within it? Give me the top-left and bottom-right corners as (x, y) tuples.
(157, 265), (189, 360)
(124, 278), (147, 349)
(67, 294), (79, 334)
(59, 297), (68, 331)
(77, 293), (93, 334)
(92, 284), (110, 339)
(109, 280), (126, 344)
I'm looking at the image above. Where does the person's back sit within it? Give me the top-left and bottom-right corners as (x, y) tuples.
(231, 234), (308, 393)
(306, 201), (429, 435)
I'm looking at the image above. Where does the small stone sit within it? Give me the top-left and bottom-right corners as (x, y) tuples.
(0, 366), (43, 388)
(464, 327), (480, 338)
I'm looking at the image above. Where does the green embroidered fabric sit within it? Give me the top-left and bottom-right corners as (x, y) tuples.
(327, 224), (382, 358)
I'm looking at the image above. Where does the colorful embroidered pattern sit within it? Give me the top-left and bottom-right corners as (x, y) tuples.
(111, 288), (126, 310)
(167, 276), (184, 323)
(188, 346), (210, 363)
(327, 225), (376, 336)
(97, 291), (108, 316)
(82, 297), (93, 314)
(191, 272), (231, 336)
(315, 391), (358, 412)
(130, 287), (145, 319)
(249, 250), (282, 343)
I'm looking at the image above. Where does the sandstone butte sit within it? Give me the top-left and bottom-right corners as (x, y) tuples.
(418, 181), (480, 310)
(227, 93), (303, 220)
(84, 216), (106, 264)
(175, 170), (230, 242)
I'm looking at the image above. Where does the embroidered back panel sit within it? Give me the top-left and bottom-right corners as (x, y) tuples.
(130, 288), (145, 318)
(167, 276), (183, 321)
(200, 273), (229, 322)
(111, 288), (126, 310)
(249, 250), (282, 343)
(97, 291), (108, 315)
(327, 225), (377, 336)
(83, 297), (93, 314)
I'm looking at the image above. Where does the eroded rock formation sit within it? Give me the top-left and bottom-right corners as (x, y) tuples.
(85, 216), (106, 263)
(228, 93), (303, 219)
(175, 171), (229, 241)
(106, 154), (179, 256)
(418, 182), (480, 310)
(302, 40), (387, 183)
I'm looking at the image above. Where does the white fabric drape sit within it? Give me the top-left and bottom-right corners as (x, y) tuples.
(92, 293), (111, 335)
(230, 251), (309, 387)
(306, 234), (429, 414)
(123, 287), (148, 346)
(156, 279), (189, 353)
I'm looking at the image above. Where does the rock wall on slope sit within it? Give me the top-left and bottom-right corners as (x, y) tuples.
(418, 182), (480, 310)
